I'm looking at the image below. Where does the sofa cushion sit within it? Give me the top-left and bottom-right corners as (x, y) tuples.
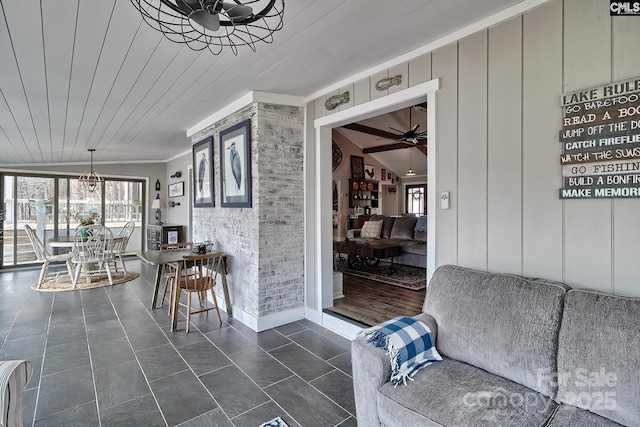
(360, 220), (383, 239)
(556, 289), (640, 426)
(424, 265), (570, 398)
(390, 217), (418, 240)
(413, 230), (427, 242)
(370, 215), (396, 239)
(377, 358), (557, 427)
(547, 405), (624, 427)
(399, 240), (426, 256)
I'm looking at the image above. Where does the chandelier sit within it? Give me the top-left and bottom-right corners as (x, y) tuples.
(130, 0), (285, 55)
(79, 149), (104, 193)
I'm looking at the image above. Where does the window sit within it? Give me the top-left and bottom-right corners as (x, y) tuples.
(1, 172), (144, 268)
(406, 184), (426, 215)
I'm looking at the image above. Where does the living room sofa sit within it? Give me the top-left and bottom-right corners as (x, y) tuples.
(347, 215), (426, 268)
(352, 264), (640, 427)
(0, 360), (32, 427)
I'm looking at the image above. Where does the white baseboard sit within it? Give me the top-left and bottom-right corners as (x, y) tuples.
(208, 292), (360, 337)
(304, 307), (323, 325)
(322, 312), (363, 340)
(206, 293), (304, 332)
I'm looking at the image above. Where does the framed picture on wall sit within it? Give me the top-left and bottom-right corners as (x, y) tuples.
(192, 136), (215, 207)
(364, 164), (375, 180)
(168, 181), (184, 198)
(220, 119), (252, 208)
(351, 155), (364, 179)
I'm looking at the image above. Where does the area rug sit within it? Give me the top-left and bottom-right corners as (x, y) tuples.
(259, 417), (289, 427)
(337, 261), (427, 290)
(31, 271), (139, 292)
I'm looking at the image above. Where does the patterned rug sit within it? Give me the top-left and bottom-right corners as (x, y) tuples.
(337, 261), (427, 290)
(31, 271), (139, 292)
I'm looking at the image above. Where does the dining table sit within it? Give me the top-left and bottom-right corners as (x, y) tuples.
(48, 235), (126, 249)
(136, 249), (231, 331)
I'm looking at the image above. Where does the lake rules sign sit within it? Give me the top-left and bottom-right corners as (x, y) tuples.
(559, 77), (640, 199)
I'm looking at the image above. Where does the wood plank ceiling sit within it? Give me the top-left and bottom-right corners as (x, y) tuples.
(0, 0), (524, 165)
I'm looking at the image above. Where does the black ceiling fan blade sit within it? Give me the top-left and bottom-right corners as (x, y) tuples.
(411, 124), (420, 132)
(175, 0), (199, 14)
(363, 141), (426, 154)
(190, 9), (220, 30)
(388, 127), (405, 135)
(340, 123), (403, 141)
(222, 2), (253, 20)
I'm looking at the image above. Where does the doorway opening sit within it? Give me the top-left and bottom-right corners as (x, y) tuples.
(328, 103), (428, 326)
(310, 79), (438, 337)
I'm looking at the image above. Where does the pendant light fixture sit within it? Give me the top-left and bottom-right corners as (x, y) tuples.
(79, 149), (104, 192)
(406, 147), (416, 176)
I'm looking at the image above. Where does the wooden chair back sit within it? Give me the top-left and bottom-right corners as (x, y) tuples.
(179, 252), (224, 292)
(118, 221), (136, 248)
(73, 224), (113, 263)
(24, 224), (49, 261)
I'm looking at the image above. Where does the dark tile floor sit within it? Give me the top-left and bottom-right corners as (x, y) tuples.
(0, 259), (357, 427)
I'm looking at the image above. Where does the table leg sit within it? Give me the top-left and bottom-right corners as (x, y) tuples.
(151, 265), (163, 309)
(219, 271), (233, 317)
(171, 263), (181, 331)
(388, 250), (402, 275)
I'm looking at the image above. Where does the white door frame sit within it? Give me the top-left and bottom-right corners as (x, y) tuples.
(305, 79), (439, 330)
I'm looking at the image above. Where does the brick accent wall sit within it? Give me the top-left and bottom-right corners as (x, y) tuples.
(191, 103), (304, 318)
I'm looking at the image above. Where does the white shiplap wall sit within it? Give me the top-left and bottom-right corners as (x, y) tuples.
(312, 0), (640, 297)
(434, 0), (640, 295)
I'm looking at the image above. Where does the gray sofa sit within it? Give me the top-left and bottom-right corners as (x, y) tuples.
(347, 215), (426, 268)
(0, 360), (32, 427)
(352, 265), (640, 427)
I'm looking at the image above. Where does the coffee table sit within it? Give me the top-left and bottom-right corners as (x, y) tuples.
(334, 239), (402, 272)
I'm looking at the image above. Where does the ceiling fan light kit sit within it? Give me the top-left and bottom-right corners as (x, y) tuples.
(130, 0), (285, 55)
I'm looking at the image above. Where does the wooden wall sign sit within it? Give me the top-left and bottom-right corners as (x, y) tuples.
(559, 76), (640, 199)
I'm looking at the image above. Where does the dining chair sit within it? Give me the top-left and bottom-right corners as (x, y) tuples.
(159, 242), (192, 307)
(113, 221), (135, 273)
(24, 225), (75, 289)
(175, 252), (224, 332)
(71, 224), (115, 289)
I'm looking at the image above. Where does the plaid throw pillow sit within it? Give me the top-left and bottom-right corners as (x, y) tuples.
(360, 220), (383, 239)
(362, 316), (442, 386)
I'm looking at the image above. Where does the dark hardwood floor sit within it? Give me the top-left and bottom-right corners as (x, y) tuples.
(328, 273), (426, 326)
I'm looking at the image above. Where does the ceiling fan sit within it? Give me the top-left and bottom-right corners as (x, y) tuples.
(339, 105), (427, 154)
(386, 107), (428, 146)
(175, 0), (254, 31)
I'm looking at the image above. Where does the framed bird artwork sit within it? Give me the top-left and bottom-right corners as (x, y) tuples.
(192, 136), (215, 207)
(220, 119), (252, 208)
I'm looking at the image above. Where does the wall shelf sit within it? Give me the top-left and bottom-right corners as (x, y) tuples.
(348, 179), (379, 209)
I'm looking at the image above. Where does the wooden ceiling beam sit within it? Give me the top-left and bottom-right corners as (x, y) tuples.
(340, 123), (401, 141)
(363, 142), (426, 154)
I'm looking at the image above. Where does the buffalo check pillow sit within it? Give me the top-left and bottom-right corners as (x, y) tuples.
(361, 316), (442, 386)
(360, 220), (383, 239)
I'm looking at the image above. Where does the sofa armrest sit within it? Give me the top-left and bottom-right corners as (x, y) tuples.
(346, 229), (361, 239)
(414, 312), (438, 341)
(352, 336), (391, 426)
(0, 360), (32, 427)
